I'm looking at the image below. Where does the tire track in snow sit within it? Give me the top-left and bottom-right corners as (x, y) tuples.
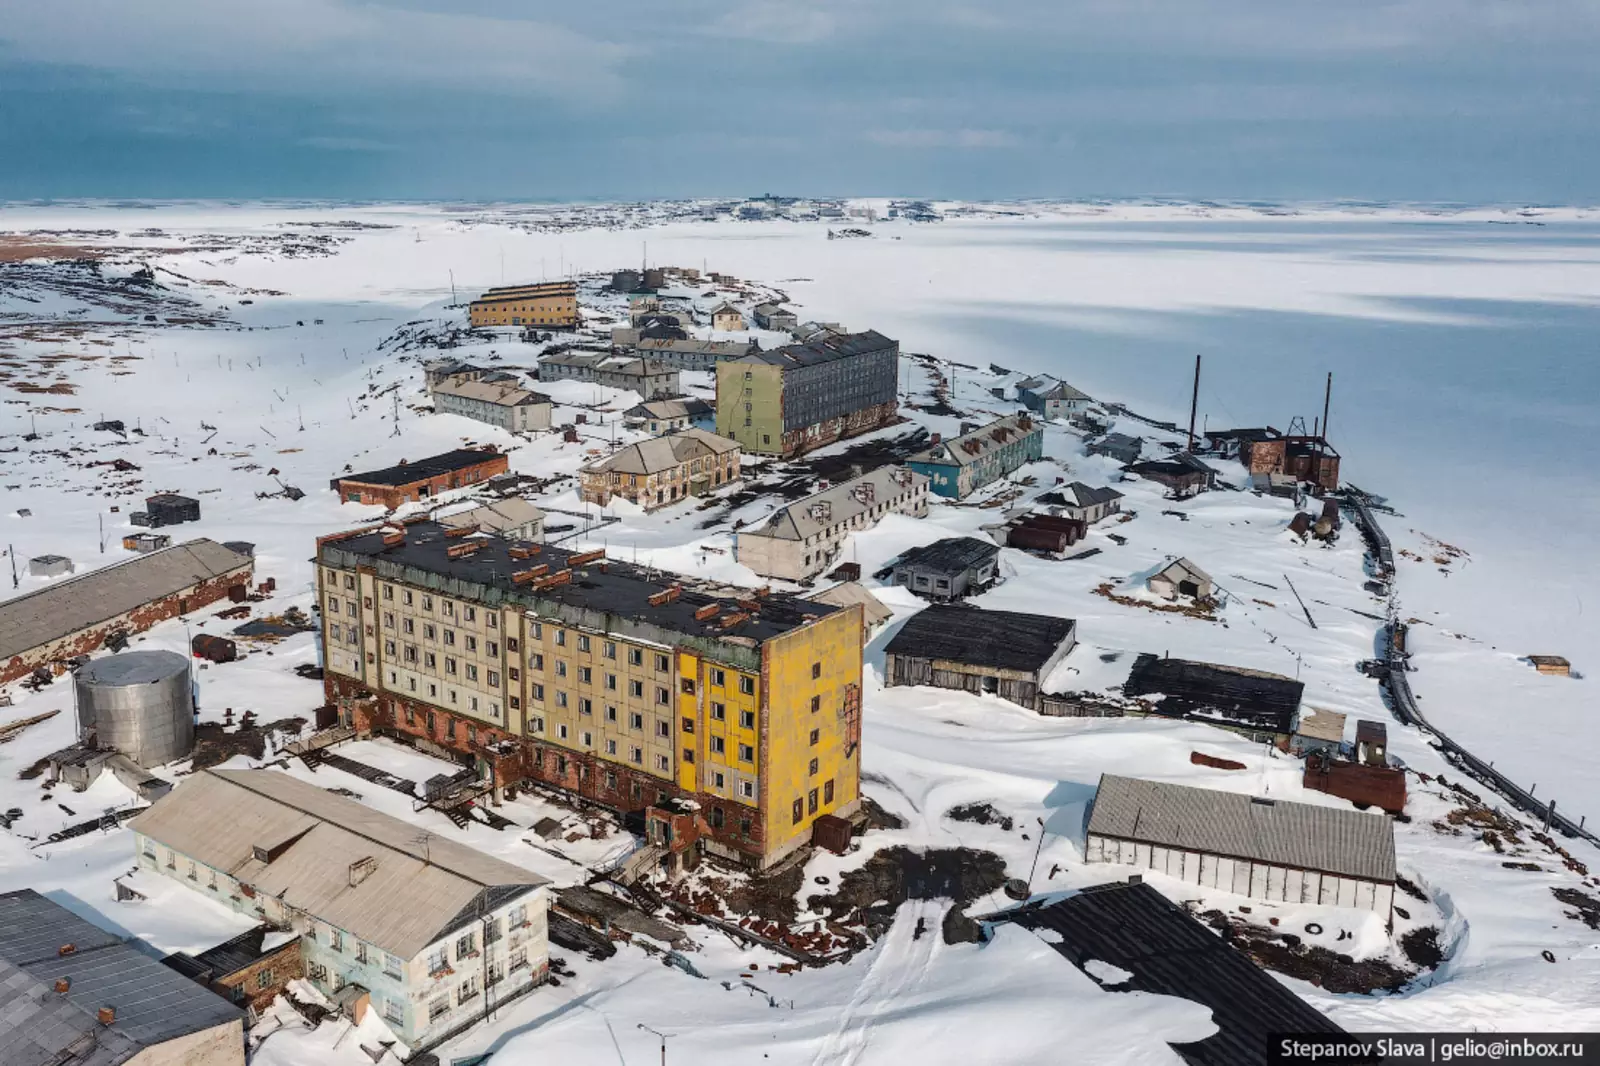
(809, 900), (941, 1066)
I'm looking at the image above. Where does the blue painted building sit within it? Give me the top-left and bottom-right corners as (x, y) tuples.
(907, 413), (1044, 499)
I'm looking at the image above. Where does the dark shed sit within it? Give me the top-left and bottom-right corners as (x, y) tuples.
(991, 880), (1342, 1066)
(144, 494), (202, 528)
(1123, 653), (1303, 737)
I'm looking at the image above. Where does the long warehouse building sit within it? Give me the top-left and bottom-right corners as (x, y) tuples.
(0, 540), (253, 685)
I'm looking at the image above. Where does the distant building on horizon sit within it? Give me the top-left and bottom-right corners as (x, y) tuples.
(469, 281), (579, 329)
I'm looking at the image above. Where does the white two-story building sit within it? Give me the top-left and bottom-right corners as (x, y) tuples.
(129, 768), (550, 1053)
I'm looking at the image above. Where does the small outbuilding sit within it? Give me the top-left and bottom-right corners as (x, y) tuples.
(1039, 481), (1124, 524)
(883, 604), (1076, 711)
(1123, 653), (1304, 739)
(142, 493), (202, 528)
(886, 537), (1000, 601)
(1085, 432), (1144, 465)
(1527, 655), (1572, 677)
(26, 554), (73, 578)
(804, 582), (893, 640)
(123, 532), (172, 553)
(1147, 557), (1214, 601)
(1291, 707), (1347, 756)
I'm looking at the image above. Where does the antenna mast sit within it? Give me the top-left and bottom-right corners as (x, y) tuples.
(1187, 354), (1201, 451)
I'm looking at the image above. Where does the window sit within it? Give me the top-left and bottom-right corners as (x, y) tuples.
(456, 932), (476, 958)
(488, 670), (500, 688)
(429, 998), (450, 1023)
(711, 807), (725, 828)
(556, 660), (568, 678)
(530, 653), (544, 670)
(629, 711), (643, 730)
(741, 781), (755, 799)
(464, 606), (476, 622)
(428, 948), (449, 975)
(655, 686), (670, 706)
(738, 743), (754, 763)
(792, 798), (804, 825)
(445, 657), (458, 675)
(825, 779), (835, 804)
(682, 748), (694, 764)
(558, 723), (569, 739)
(680, 678), (696, 695)
(578, 666), (591, 684)
(488, 613), (498, 630)
(444, 629), (456, 646)
(710, 736), (725, 755)
(510, 947), (529, 971)
(713, 771), (726, 788)
(812, 662), (822, 680)
(384, 998), (404, 1025)
(466, 664), (478, 682)
(447, 718), (457, 739)
(739, 710), (755, 729)
(605, 738), (617, 755)
(166, 849), (176, 870)
(187, 859), (197, 881)
(739, 676), (755, 695)
(425, 652), (436, 669)
(811, 695), (821, 713)
(457, 977), (479, 1005)
(443, 600), (455, 617)
(710, 667), (726, 687)
(809, 728), (820, 746)
(630, 680), (644, 699)
(655, 753), (670, 772)
(554, 629), (566, 647)
(606, 705), (618, 722)
(531, 622), (543, 639)
(604, 641), (617, 659)
(532, 683), (545, 701)
(484, 917), (502, 944)
(506, 637), (519, 653)
(808, 788), (819, 815)
(330, 928), (343, 952)
(606, 673), (618, 691)
(710, 701), (725, 721)
(356, 941), (369, 964)
(465, 635), (477, 653)
(486, 640), (498, 657)
(628, 647), (643, 666)
(809, 757), (819, 776)
(656, 719), (671, 739)
(424, 624), (436, 640)
(257, 967), (275, 990)
(578, 634), (591, 653)
(556, 691), (568, 708)
(581, 731), (593, 746)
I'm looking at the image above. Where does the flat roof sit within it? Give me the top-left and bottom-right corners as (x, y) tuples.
(319, 520), (840, 653)
(885, 604), (1073, 674)
(0, 890), (242, 1051)
(994, 881), (1341, 1066)
(1086, 774), (1396, 883)
(0, 540), (250, 663)
(336, 448), (504, 488)
(1124, 653), (1302, 730)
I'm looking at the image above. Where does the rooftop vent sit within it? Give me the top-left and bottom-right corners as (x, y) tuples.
(57, 944), (76, 957)
(348, 856), (378, 887)
(568, 549), (605, 566)
(54, 978), (71, 994)
(509, 544), (541, 559)
(648, 586), (682, 607)
(1250, 796), (1276, 807)
(97, 1007), (115, 1026)
(694, 604), (721, 621)
(445, 524), (479, 538)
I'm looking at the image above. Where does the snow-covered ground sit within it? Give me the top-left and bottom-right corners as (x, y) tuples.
(1, 201), (1597, 1065)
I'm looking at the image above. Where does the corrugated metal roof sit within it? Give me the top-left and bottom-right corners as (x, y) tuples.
(0, 890), (241, 1053)
(0, 540), (250, 662)
(129, 769), (546, 958)
(0, 957), (141, 1066)
(584, 427), (738, 476)
(995, 881), (1341, 1066)
(744, 467), (927, 542)
(1085, 775), (1396, 882)
(907, 413), (1039, 469)
(884, 604), (1074, 673)
(430, 377), (551, 408)
(734, 329), (895, 369)
(338, 448), (504, 488)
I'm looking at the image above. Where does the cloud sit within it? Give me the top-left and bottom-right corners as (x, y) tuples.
(865, 128), (1020, 149)
(705, 1), (838, 43)
(0, 0), (630, 101)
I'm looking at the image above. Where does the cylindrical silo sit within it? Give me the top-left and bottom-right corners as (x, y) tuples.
(75, 651), (194, 767)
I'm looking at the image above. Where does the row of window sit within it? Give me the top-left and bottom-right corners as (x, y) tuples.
(791, 779), (838, 824)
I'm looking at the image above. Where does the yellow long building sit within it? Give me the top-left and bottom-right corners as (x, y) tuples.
(317, 519), (863, 870)
(468, 281), (579, 329)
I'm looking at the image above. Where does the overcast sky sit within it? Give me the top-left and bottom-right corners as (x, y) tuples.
(1, 0), (1595, 201)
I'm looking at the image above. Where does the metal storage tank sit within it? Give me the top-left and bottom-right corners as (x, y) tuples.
(75, 650), (194, 767)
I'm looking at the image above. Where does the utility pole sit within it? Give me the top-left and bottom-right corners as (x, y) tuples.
(8, 544), (16, 589)
(449, 270), (457, 309)
(391, 394), (402, 437)
(637, 1024), (670, 1066)
(1187, 353), (1201, 452)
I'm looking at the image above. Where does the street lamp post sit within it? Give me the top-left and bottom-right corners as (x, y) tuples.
(637, 1023), (670, 1066)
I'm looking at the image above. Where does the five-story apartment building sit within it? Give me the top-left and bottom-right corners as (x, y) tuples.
(317, 519), (864, 869)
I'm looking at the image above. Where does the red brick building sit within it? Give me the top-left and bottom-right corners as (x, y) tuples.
(330, 448), (508, 509)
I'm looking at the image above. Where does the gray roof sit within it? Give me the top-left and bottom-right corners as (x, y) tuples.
(892, 536), (1000, 575)
(0, 540), (251, 663)
(129, 769), (548, 959)
(804, 582), (892, 627)
(75, 649), (189, 688)
(625, 397), (715, 422)
(0, 890), (241, 1056)
(0, 957), (141, 1066)
(430, 376), (551, 409)
(634, 338), (756, 358)
(584, 427), (738, 476)
(1152, 557), (1213, 587)
(541, 352), (673, 377)
(908, 413), (1039, 469)
(744, 466), (926, 542)
(1048, 482), (1124, 509)
(885, 604), (1073, 673)
(438, 498), (546, 534)
(732, 329), (896, 370)
(1085, 775), (1396, 883)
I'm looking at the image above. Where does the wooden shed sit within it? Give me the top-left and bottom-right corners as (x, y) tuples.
(883, 604), (1076, 712)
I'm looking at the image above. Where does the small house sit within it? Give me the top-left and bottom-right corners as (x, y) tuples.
(1040, 482), (1124, 524)
(438, 498), (547, 542)
(1017, 376), (1092, 420)
(1127, 455), (1216, 498)
(1528, 655), (1571, 677)
(887, 537), (1000, 601)
(804, 582), (892, 641)
(622, 397), (716, 435)
(883, 604), (1075, 711)
(710, 302), (745, 331)
(1086, 432), (1143, 466)
(164, 926), (303, 1013)
(1291, 707), (1346, 757)
(124, 532), (172, 553)
(1083, 774), (1397, 919)
(752, 303), (799, 332)
(26, 554), (73, 578)
(1147, 557), (1213, 601)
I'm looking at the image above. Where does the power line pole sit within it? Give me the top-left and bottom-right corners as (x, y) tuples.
(1187, 353), (1201, 452)
(637, 1024), (670, 1066)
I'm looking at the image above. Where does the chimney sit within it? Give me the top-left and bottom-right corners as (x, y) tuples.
(54, 978), (70, 994)
(58, 944), (76, 957)
(97, 1006), (115, 1026)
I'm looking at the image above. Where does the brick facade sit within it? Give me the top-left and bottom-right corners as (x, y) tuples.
(330, 454), (509, 510)
(211, 939), (304, 1013)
